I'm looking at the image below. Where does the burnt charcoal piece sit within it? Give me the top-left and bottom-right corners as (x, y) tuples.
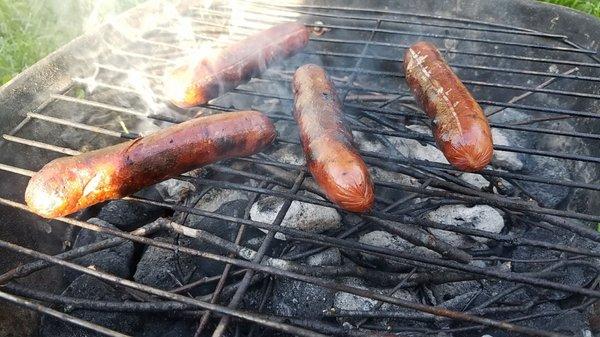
(178, 199), (268, 282)
(487, 108), (571, 207)
(64, 218), (134, 284)
(432, 280), (482, 303)
(134, 236), (200, 291)
(476, 303), (589, 337)
(140, 316), (196, 337)
(479, 279), (533, 306)
(513, 226), (598, 300)
(243, 278), (335, 319)
(40, 274), (142, 337)
(519, 156), (571, 208)
(97, 186), (166, 231)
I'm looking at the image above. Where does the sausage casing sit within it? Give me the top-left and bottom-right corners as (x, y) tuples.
(25, 111), (276, 218)
(292, 64), (374, 213)
(165, 22), (310, 108)
(403, 41), (493, 172)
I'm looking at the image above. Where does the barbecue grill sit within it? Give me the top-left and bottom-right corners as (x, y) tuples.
(0, 0), (599, 336)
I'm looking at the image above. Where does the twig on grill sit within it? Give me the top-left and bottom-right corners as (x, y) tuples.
(485, 67), (579, 118)
(212, 171), (307, 337)
(369, 218), (473, 263)
(170, 269), (248, 294)
(192, 181), (268, 337)
(325, 301), (537, 321)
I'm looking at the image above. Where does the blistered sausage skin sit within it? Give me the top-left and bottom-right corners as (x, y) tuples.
(403, 42), (493, 172)
(165, 22), (310, 108)
(25, 111), (276, 218)
(292, 64), (374, 213)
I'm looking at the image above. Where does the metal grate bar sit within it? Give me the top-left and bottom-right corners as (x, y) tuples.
(1, 155), (599, 264)
(0, 197), (591, 337)
(14, 102), (600, 193)
(193, 7), (591, 54)
(219, 3), (568, 39)
(238, 2), (567, 37)
(2, 2), (599, 336)
(184, 19), (600, 68)
(0, 290), (130, 337)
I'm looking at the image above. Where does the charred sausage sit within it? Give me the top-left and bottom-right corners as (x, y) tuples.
(403, 41), (493, 172)
(292, 64), (374, 213)
(25, 111), (276, 218)
(165, 22), (310, 108)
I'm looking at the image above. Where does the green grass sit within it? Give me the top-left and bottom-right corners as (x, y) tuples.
(538, 0), (600, 17)
(0, 0), (598, 86)
(0, 0), (140, 86)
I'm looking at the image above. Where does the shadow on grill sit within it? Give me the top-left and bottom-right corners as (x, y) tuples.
(0, 1), (599, 337)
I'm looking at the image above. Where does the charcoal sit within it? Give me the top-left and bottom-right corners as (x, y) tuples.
(265, 143), (305, 166)
(250, 192), (341, 240)
(244, 278), (335, 319)
(426, 205), (505, 249)
(134, 236), (200, 291)
(97, 186), (165, 231)
(389, 125), (449, 165)
(333, 277), (422, 328)
(519, 155), (571, 207)
(358, 230), (439, 270)
(432, 280), (482, 303)
(178, 200), (267, 285)
(187, 187), (248, 213)
(64, 218), (134, 284)
(40, 275), (142, 337)
(154, 178), (197, 204)
(140, 316), (196, 337)
(487, 109), (572, 207)
(490, 128), (524, 171)
(512, 226), (598, 300)
(478, 303), (589, 337)
(479, 279), (533, 306)
(305, 248), (342, 266)
(435, 291), (481, 329)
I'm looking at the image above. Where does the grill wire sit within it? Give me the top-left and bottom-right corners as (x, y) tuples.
(0, 1), (599, 337)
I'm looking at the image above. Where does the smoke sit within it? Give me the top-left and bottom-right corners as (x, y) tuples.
(62, 0), (303, 137)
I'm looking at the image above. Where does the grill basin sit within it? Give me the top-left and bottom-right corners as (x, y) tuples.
(0, 1), (599, 336)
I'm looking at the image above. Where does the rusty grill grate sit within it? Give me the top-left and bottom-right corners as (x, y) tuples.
(0, 1), (599, 337)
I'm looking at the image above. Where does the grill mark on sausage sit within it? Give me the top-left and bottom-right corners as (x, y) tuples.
(406, 48), (463, 138)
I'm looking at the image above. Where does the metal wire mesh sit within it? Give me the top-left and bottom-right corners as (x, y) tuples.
(0, 1), (599, 337)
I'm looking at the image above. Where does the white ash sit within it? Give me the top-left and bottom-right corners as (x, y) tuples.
(249, 191), (341, 240)
(333, 278), (378, 312)
(154, 178), (195, 204)
(334, 277), (417, 318)
(305, 248), (342, 266)
(426, 205), (504, 249)
(353, 130), (387, 153)
(267, 143), (305, 166)
(460, 172), (490, 190)
(491, 128), (524, 171)
(358, 230), (439, 269)
(190, 187), (248, 213)
(369, 166), (419, 187)
(390, 124), (449, 165)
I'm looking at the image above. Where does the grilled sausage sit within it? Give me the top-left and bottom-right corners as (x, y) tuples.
(25, 111), (276, 218)
(403, 41), (493, 172)
(165, 22), (310, 108)
(292, 64), (374, 213)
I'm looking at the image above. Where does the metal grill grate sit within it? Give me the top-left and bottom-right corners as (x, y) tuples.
(0, 1), (599, 337)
